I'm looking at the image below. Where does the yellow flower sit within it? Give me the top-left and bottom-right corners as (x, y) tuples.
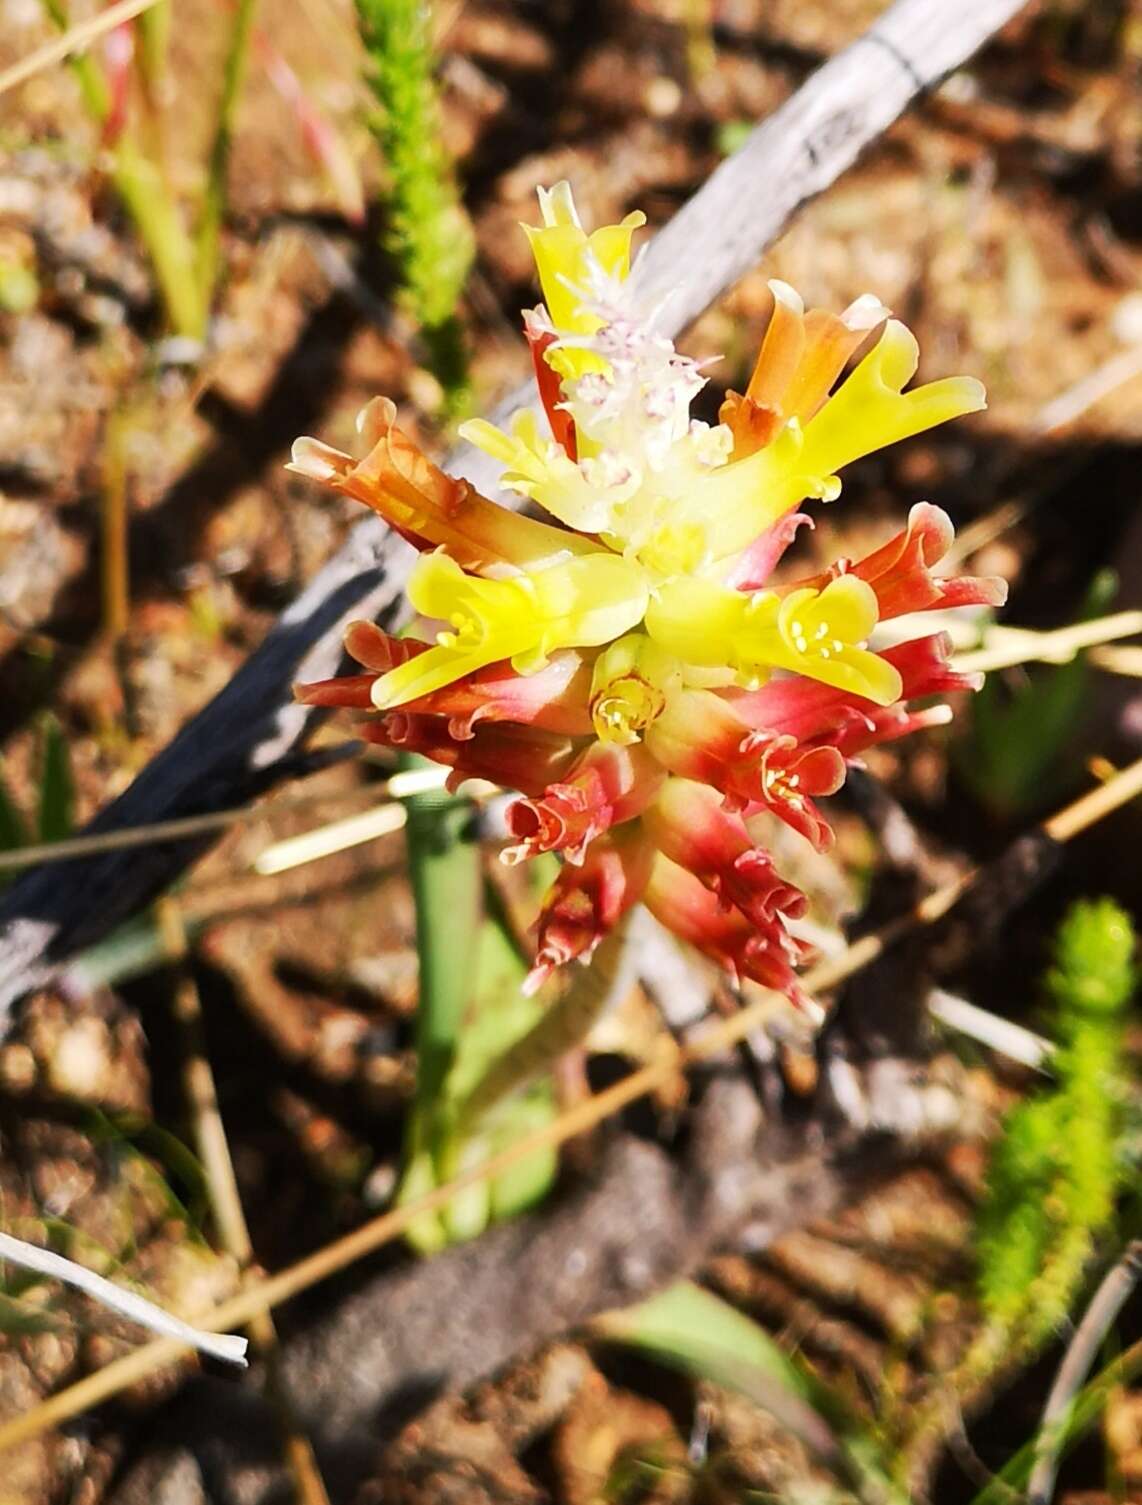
(589, 633), (681, 745)
(523, 181), (645, 346)
(295, 183), (1001, 1009)
(459, 410), (622, 534)
(371, 551), (650, 708)
(655, 320), (986, 572)
(765, 577), (903, 703)
(796, 319), (986, 480)
(646, 574), (902, 705)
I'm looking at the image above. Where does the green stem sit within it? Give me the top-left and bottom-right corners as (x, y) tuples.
(40, 0), (205, 338)
(402, 759), (483, 1140)
(136, 0), (171, 107)
(40, 0), (110, 117)
(456, 922), (629, 1130)
(196, 0), (259, 310)
(133, 1), (173, 195)
(113, 142), (205, 337)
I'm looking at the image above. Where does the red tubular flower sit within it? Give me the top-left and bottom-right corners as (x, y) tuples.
(643, 690), (764, 807)
(879, 631), (984, 700)
(789, 503), (1007, 619)
(298, 626), (593, 737)
(527, 824), (655, 994)
(297, 621), (428, 707)
(824, 702), (956, 761)
(723, 633), (981, 748)
(645, 690), (845, 849)
(742, 732), (846, 849)
(808, 634), (984, 760)
(403, 653), (594, 740)
(524, 308), (578, 460)
(296, 674), (377, 710)
(643, 778), (807, 929)
(362, 715), (581, 798)
(643, 854), (807, 1002)
(505, 741), (665, 865)
(343, 620), (429, 671)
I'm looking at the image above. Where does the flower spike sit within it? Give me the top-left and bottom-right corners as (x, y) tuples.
(291, 183), (1000, 1008)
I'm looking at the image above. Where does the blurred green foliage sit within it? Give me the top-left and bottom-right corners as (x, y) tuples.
(397, 764), (556, 1252)
(0, 714), (75, 884)
(597, 1280), (902, 1502)
(976, 898), (1134, 1343)
(355, 0), (474, 409)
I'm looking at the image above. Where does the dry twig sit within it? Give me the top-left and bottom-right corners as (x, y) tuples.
(0, 1233), (247, 1366)
(953, 611), (1142, 676)
(159, 900), (331, 1505)
(0, 0), (162, 98)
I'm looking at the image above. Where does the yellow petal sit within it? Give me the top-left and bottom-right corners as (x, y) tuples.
(589, 632), (682, 744)
(669, 421), (840, 568)
(645, 574), (902, 705)
(798, 320), (986, 480)
(770, 577), (901, 704)
(778, 576), (878, 650)
(523, 182), (645, 336)
(372, 551), (650, 708)
(645, 578), (773, 673)
(461, 412), (612, 532)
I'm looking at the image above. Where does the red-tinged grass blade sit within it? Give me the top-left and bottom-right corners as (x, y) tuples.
(257, 34), (365, 226)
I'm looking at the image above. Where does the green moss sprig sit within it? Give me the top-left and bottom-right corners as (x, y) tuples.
(976, 898), (1134, 1347)
(354, 0), (474, 409)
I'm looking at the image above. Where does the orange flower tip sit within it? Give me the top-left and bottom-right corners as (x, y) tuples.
(768, 278), (804, 316)
(356, 395), (398, 444)
(288, 436), (351, 484)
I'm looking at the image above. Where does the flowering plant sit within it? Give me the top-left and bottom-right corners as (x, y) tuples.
(292, 184), (1005, 1006)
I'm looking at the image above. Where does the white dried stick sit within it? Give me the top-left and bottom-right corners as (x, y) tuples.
(0, 1231), (248, 1367)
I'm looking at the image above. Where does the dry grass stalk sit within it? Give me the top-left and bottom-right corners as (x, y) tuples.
(158, 898), (331, 1505)
(0, 0), (162, 98)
